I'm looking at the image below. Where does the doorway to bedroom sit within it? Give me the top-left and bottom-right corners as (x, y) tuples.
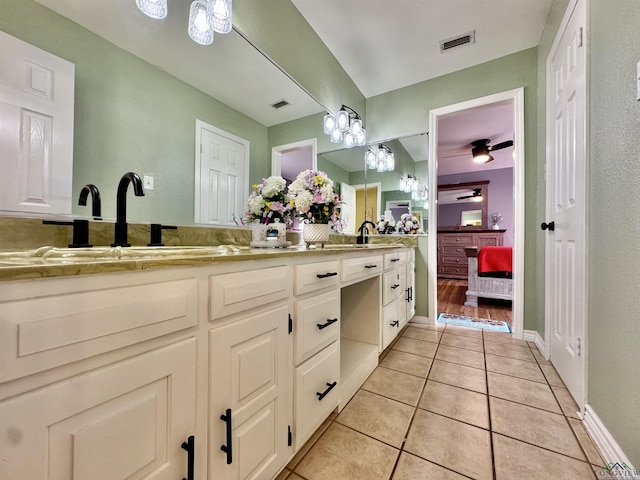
(427, 88), (525, 338)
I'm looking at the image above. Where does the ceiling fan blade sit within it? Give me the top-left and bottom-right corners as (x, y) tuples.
(488, 140), (514, 152)
(441, 152), (470, 159)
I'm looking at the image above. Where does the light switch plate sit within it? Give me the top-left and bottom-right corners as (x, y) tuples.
(637, 60), (640, 101)
(143, 175), (154, 190)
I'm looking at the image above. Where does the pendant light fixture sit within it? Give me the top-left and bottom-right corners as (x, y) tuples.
(136, 0), (233, 45)
(323, 105), (366, 148)
(365, 144), (395, 172)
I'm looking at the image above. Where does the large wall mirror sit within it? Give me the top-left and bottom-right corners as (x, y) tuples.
(437, 181), (489, 229)
(5, 0), (326, 226)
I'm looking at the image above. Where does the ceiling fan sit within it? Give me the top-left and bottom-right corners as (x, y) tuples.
(471, 138), (514, 163)
(457, 188), (483, 200)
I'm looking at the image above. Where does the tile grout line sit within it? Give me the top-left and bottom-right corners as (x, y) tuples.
(482, 329), (498, 480)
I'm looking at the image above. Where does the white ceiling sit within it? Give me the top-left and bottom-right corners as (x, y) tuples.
(291, 0), (553, 98)
(33, 0), (324, 126)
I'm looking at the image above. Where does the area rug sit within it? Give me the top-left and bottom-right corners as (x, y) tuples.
(437, 313), (511, 333)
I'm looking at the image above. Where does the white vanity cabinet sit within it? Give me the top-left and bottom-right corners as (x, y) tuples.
(292, 261), (340, 450)
(0, 271), (199, 480)
(381, 252), (409, 350)
(208, 266), (292, 480)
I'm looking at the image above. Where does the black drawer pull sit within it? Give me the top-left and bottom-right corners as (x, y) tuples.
(409, 286), (413, 301)
(390, 320), (400, 327)
(391, 283), (400, 290)
(316, 381), (337, 401)
(181, 435), (195, 480)
(220, 409), (233, 465)
(317, 318), (338, 330)
(316, 272), (338, 279)
(364, 264), (378, 269)
(391, 258), (400, 262)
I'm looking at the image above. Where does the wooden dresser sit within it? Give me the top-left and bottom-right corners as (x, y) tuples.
(437, 230), (505, 279)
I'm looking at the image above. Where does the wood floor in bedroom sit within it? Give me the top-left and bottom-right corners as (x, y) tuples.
(437, 279), (513, 326)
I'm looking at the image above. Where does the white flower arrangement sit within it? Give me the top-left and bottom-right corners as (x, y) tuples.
(491, 212), (503, 226)
(376, 215), (396, 234)
(288, 170), (344, 231)
(396, 213), (424, 234)
(245, 175), (294, 226)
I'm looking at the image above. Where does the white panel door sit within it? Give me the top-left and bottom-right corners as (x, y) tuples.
(209, 305), (290, 480)
(195, 120), (249, 225)
(0, 339), (196, 479)
(340, 182), (356, 234)
(0, 31), (75, 215)
(545, 0), (587, 409)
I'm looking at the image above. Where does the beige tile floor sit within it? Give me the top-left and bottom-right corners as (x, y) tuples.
(278, 322), (606, 480)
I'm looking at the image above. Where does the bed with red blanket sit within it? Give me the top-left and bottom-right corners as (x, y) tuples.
(464, 246), (513, 307)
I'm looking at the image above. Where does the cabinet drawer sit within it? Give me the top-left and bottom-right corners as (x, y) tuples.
(441, 255), (467, 266)
(440, 234), (474, 245)
(209, 265), (291, 320)
(382, 269), (402, 306)
(294, 260), (340, 295)
(442, 245), (468, 255)
(295, 341), (339, 450)
(441, 265), (468, 276)
(341, 255), (383, 283)
(294, 290), (340, 364)
(477, 237), (499, 247)
(383, 250), (407, 270)
(0, 277), (198, 383)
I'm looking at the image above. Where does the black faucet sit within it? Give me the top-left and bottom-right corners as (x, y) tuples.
(78, 184), (102, 220)
(112, 172), (145, 247)
(357, 221), (377, 244)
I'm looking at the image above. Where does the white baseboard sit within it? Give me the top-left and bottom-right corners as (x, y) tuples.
(409, 315), (431, 325)
(523, 329), (546, 356)
(584, 404), (635, 468)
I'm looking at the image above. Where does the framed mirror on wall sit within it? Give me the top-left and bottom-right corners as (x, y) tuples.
(437, 181), (489, 229)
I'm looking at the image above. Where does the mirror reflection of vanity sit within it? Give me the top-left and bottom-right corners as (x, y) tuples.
(436, 181), (505, 279)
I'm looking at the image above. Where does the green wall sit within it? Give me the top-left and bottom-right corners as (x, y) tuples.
(0, 0), (268, 226)
(587, 0), (640, 465)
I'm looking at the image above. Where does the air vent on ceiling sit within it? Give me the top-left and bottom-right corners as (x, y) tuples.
(440, 30), (475, 52)
(271, 99), (290, 109)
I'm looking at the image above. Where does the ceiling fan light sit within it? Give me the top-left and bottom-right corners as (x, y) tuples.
(323, 113), (336, 134)
(330, 129), (343, 144)
(209, 0), (232, 34)
(136, 0), (167, 19)
(336, 108), (350, 132)
(188, 0), (214, 45)
(473, 153), (491, 163)
(473, 195), (483, 202)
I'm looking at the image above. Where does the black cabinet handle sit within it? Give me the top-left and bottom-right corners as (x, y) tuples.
(317, 318), (338, 330)
(391, 320), (400, 327)
(364, 264), (378, 269)
(410, 286), (413, 301)
(406, 288), (410, 302)
(316, 381), (337, 401)
(220, 409), (232, 465)
(316, 272), (338, 279)
(391, 283), (400, 290)
(391, 258), (400, 262)
(181, 435), (195, 480)
(541, 221), (555, 231)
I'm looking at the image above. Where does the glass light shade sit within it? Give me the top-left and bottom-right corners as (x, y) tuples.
(386, 152), (395, 171)
(355, 128), (366, 146)
(473, 195), (483, 202)
(377, 147), (386, 162)
(399, 178), (407, 191)
(350, 117), (362, 135)
(377, 159), (386, 172)
(365, 150), (376, 169)
(209, 0), (232, 34)
(473, 153), (491, 163)
(330, 129), (343, 143)
(336, 108), (350, 132)
(323, 113), (336, 134)
(344, 131), (355, 149)
(189, 0), (214, 45)
(136, 0), (167, 19)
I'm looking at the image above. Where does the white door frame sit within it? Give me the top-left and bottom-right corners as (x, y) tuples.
(427, 88), (525, 339)
(271, 138), (317, 176)
(544, 0), (588, 410)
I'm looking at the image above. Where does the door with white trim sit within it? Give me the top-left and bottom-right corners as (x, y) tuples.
(195, 120), (249, 225)
(545, 0), (587, 409)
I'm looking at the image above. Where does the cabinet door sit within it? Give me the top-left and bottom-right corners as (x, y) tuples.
(397, 267), (407, 327)
(382, 300), (401, 350)
(0, 338), (196, 480)
(209, 305), (290, 480)
(406, 262), (416, 322)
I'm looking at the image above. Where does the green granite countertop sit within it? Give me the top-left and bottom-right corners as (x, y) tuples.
(0, 244), (409, 281)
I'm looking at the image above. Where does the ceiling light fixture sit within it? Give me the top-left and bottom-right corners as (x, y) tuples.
(471, 142), (493, 163)
(365, 144), (395, 172)
(399, 175), (418, 193)
(136, 0), (232, 46)
(323, 105), (366, 148)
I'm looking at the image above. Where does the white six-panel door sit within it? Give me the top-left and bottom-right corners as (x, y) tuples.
(545, 0), (587, 409)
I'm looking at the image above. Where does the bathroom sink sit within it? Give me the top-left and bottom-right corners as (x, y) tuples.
(0, 245), (249, 265)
